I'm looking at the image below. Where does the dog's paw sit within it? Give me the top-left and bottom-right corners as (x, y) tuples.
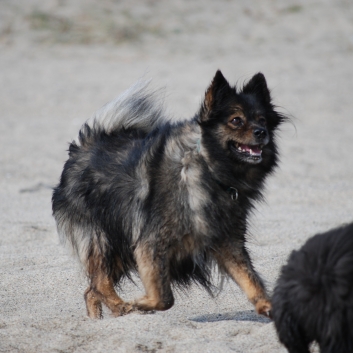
(255, 299), (272, 319)
(111, 303), (135, 317)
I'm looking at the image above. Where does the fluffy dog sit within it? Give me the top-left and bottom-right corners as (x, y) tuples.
(272, 222), (353, 353)
(52, 70), (286, 319)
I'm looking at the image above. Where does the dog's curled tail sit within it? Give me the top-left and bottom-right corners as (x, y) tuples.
(83, 79), (166, 137)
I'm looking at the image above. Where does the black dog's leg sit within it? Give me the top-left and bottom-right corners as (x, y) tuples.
(277, 312), (311, 353)
(132, 244), (174, 312)
(214, 243), (271, 317)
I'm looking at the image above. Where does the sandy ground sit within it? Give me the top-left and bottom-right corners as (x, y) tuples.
(1, 1), (353, 352)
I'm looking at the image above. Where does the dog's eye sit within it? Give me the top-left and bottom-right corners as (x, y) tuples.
(231, 117), (243, 127)
(259, 117), (266, 126)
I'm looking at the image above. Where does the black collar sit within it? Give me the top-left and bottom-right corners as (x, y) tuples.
(196, 139), (238, 201)
(215, 179), (238, 201)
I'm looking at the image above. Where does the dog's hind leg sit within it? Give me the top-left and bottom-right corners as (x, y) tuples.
(131, 245), (174, 312)
(84, 284), (103, 319)
(214, 244), (271, 317)
(84, 254), (133, 319)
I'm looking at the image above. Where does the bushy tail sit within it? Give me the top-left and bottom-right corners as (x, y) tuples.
(86, 79), (167, 136)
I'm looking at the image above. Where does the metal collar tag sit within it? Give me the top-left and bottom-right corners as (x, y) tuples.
(228, 187), (238, 201)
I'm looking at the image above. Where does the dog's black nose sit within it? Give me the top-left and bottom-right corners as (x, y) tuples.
(254, 128), (267, 140)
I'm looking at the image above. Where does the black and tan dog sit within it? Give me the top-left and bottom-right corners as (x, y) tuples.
(272, 222), (353, 353)
(52, 70), (286, 319)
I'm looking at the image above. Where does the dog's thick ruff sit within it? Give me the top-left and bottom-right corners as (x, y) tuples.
(272, 222), (353, 353)
(52, 70), (286, 318)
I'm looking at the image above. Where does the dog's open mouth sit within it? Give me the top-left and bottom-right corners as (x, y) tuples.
(231, 142), (264, 163)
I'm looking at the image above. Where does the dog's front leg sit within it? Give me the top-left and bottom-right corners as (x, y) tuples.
(132, 244), (174, 312)
(214, 244), (271, 317)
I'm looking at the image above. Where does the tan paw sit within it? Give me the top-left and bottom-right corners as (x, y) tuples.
(111, 302), (135, 317)
(255, 299), (272, 318)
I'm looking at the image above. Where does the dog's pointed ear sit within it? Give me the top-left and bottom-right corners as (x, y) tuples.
(200, 70), (232, 122)
(243, 73), (271, 105)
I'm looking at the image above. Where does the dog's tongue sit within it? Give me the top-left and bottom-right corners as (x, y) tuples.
(240, 144), (262, 156)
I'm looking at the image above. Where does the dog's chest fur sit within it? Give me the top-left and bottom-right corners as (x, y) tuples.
(139, 122), (238, 253)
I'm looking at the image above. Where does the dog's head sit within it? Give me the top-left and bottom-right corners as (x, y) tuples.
(199, 70), (285, 165)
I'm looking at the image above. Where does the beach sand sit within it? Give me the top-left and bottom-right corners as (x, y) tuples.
(1, 1), (353, 352)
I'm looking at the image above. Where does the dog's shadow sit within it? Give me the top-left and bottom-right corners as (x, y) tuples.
(189, 310), (271, 324)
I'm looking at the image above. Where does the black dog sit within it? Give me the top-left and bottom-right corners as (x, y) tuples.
(272, 222), (353, 353)
(52, 71), (287, 319)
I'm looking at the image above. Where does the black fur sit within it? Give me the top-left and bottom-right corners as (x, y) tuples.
(272, 222), (353, 353)
(52, 71), (287, 317)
